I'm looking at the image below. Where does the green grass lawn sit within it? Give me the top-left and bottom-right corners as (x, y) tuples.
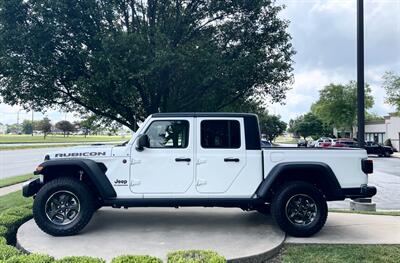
(0, 190), (32, 211)
(281, 244), (400, 263)
(0, 174), (36, 188)
(274, 135), (298, 144)
(0, 134), (130, 144)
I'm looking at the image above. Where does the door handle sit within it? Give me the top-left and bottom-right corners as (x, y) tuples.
(224, 157), (240, 162)
(175, 158), (191, 162)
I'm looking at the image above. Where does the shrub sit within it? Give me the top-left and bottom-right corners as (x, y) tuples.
(2, 207), (32, 219)
(0, 215), (21, 229)
(5, 254), (55, 263)
(0, 236), (7, 245)
(0, 207), (33, 244)
(0, 243), (22, 261)
(167, 250), (226, 263)
(0, 225), (7, 237)
(56, 256), (105, 263)
(111, 255), (162, 263)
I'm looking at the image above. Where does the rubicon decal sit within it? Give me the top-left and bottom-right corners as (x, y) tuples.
(54, 152), (107, 158)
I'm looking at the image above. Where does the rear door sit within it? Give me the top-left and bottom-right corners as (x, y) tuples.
(130, 118), (194, 194)
(195, 118), (246, 193)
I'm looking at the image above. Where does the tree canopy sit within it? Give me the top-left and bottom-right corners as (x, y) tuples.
(288, 112), (327, 139)
(55, 120), (76, 136)
(0, 0), (295, 130)
(311, 82), (373, 133)
(383, 71), (400, 112)
(258, 112), (287, 142)
(36, 117), (52, 138)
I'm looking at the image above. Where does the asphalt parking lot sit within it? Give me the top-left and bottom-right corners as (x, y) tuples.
(329, 156), (400, 210)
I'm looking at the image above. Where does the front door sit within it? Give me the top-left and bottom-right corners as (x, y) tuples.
(195, 118), (246, 193)
(130, 118), (194, 194)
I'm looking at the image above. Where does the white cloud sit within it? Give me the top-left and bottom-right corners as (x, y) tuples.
(272, 0), (400, 122)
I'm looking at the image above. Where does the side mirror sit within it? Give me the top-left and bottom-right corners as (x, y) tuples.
(136, 134), (149, 151)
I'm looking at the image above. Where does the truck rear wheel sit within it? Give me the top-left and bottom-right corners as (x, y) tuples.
(271, 181), (327, 237)
(33, 177), (96, 236)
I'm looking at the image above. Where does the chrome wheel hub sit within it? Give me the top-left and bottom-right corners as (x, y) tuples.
(285, 194), (317, 226)
(45, 191), (80, 225)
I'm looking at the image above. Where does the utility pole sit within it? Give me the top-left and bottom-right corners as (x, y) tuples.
(31, 110), (34, 136)
(357, 0), (365, 147)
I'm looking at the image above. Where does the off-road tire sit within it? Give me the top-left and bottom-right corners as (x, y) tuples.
(33, 177), (96, 236)
(271, 181), (328, 237)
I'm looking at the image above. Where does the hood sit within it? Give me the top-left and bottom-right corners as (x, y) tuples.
(46, 144), (115, 160)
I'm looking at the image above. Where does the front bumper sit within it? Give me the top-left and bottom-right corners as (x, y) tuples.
(342, 186), (377, 199)
(22, 178), (42, 197)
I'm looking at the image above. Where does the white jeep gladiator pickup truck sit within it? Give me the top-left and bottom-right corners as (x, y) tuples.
(23, 112), (376, 237)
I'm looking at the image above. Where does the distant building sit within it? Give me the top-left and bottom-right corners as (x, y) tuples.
(365, 113), (400, 151)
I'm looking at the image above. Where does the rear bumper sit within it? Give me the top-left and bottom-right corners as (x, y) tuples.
(342, 186), (377, 199)
(22, 178), (42, 197)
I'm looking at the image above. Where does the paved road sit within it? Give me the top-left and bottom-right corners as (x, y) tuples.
(0, 148), (66, 179)
(329, 156), (400, 210)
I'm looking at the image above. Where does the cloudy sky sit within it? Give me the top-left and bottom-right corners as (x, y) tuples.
(269, 0), (400, 121)
(0, 0), (399, 125)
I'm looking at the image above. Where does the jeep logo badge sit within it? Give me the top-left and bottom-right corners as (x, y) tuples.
(114, 179), (128, 186)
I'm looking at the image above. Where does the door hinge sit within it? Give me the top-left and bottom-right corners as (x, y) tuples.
(131, 159), (141, 165)
(196, 159), (207, 165)
(196, 179), (207, 186)
(130, 179), (141, 186)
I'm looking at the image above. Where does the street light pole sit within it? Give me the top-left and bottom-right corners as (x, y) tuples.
(357, 0), (365, 146)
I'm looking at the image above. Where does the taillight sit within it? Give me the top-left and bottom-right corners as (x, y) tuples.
(361, 159), (373, 174)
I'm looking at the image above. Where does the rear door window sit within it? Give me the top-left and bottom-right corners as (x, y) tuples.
(201, 120), (240, 149)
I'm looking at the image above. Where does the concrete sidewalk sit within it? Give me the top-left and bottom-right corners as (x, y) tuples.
(0, 182), (24, 197)
(392, 152), (400, 158)
(17, 209), (400, 262)
(287, 212), (400, 244)
(17, 208), (285, 262)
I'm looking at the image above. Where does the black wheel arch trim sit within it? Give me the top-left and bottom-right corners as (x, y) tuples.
(29, 159), (116, 199)
(255, 162), (344, 201)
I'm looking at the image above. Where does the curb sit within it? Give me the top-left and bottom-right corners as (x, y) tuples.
(227, 237), (284, 263)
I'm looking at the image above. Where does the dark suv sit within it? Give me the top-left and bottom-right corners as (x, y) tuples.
(365, 141), (393, 157)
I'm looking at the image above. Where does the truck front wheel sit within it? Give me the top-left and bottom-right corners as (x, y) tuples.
(271, 181), (328, 237)
(33, 177), (96, 236)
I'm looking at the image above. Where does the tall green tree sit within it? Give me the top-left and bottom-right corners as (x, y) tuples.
(36, 117), (52, 139)
(258, 112), (287, 142)
(0, 0), (295, 130)
(383, 71), (400, 112)
(21, 120), (33, 135)
(288, 112), (326, 139)
(55, 120), (76, 137)
(311, 82), (374, 134)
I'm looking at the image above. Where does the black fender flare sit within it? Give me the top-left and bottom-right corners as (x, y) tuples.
(33, 159), (116, 199)
(256, 162), (344, 201)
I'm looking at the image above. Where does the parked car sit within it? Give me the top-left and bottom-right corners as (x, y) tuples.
(365, 141), (393, 157)
(333, 139), (359, 148)
(307, 140), (316, 148)
(315, 137), (334, 148)
(23, 112), (376, 238)
(297, 139), (307, 147)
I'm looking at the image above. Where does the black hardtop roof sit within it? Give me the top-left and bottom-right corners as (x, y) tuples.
(151, 112), (258, 118)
